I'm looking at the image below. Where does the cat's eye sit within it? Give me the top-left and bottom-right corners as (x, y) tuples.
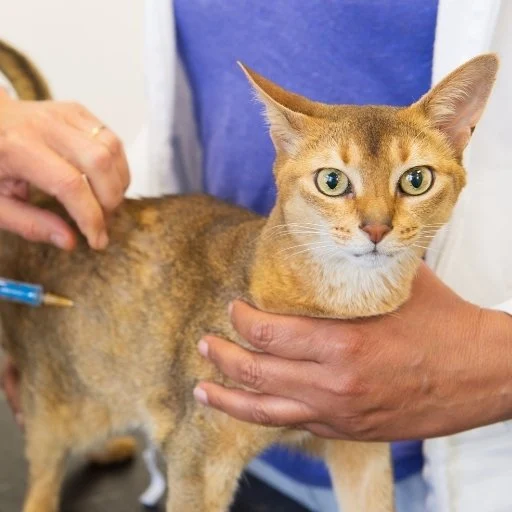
(315, 168), (351, 197)
(399, 166), (434, 196)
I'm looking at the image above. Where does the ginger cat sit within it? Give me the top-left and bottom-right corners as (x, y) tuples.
(0, 49), (498, 512)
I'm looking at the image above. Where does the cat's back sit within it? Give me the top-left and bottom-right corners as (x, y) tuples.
(0, 193), (260, 281)
(0, 194), (263, 379)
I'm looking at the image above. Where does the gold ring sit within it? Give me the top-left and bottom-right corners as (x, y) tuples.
(90, 124), (106, 138)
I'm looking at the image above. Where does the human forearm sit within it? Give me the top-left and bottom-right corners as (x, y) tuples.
(467, 308), (512, 427)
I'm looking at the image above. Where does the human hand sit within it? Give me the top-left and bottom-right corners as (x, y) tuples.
(0, 355), (22, 429)
(0, 89), (130, 250)
(194, 264), (512, 440)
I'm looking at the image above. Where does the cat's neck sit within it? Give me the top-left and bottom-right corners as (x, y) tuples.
(249, 207), (420, 318)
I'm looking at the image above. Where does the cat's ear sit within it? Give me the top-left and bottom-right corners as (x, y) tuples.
(414, 54), (498, 154)
(238, 62), (314, 155)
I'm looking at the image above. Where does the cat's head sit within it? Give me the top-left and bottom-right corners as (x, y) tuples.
(242, 55), (498, 271)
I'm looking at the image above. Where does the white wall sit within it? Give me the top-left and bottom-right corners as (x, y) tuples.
(0, 0), (146, 148)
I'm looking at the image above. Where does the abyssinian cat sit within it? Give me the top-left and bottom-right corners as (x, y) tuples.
(0, 46), (498, 511)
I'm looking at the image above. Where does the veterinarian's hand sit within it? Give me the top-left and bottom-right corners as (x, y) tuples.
(0, 355), (23, 429)
(0, 89), (129, 250)
(194, 264), (512, 440)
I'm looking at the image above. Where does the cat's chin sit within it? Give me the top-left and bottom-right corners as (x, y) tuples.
(346, 250), (395, 269)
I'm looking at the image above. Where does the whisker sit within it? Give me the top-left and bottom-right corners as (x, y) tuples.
(411, 243), (441, 253)
(284, 229), (326, 235)
(268, 230), (326, 238)
(252, 224), (324, 243)
(261, 224), (325, 238)
(283, 244), (334, 261)
(261, 230), (326, 244)
(277, 241), (334, 254)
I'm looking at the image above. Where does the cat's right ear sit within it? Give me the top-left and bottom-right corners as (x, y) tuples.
(238, 62), (313, 155)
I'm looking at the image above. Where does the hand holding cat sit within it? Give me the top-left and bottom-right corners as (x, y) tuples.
(0, 89), (129, 250)
(195, 264), (512, 440)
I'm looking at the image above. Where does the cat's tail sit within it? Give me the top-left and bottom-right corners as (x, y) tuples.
(0, 39), (52, 206)
(0, 39), (51, 101)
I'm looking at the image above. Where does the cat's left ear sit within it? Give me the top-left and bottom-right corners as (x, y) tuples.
(238, 62), (316, 155)
(413, 54), (499, 154)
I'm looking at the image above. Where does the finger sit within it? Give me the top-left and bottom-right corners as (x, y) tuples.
(0, 178), (29, 200)
(62, 103), (130, 193)
(43, 121), (125, 213)
(201, 335), (319, 400)
(194, 382), (315, 427)
(7, 141), (107, 249)
(230, 300), (338, 362)
(90, 127), (130, 193)
(0, 195), (75, 249)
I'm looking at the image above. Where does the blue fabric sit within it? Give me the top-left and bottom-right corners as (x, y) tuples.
(175, 0), (438, 490)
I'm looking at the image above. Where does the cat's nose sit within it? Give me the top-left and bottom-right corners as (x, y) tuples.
(360, 223), (392, 244)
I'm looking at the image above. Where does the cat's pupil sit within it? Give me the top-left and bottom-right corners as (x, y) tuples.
(408, 170), (423, 189)
(326, 172), (339, 190)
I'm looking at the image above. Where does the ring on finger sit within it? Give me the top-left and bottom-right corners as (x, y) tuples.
(90, 124), (106, 138)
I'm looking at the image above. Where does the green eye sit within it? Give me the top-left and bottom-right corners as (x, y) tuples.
(399, 166), (434, 196)
(315, 168), (350, 197)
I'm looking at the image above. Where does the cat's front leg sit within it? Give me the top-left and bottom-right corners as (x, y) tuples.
(161, 413), (282, 512)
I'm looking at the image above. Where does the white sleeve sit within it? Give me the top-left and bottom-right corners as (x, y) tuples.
(127, 0), (202, 199)
(424, 297), (512, 512)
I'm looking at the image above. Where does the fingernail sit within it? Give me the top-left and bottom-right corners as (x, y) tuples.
(50, 233), (68, 249)
(198, 339), (209, 358)
(97, 230), (109, 249)
(228, 302), (234, 318)
(193, 386), (209, 405)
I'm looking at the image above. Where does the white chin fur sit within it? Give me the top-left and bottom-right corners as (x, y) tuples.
(306, 245), (418, 314)
(345, 251), (394, 269)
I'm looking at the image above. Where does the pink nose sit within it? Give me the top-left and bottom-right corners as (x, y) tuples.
(361, 223), (392, 244)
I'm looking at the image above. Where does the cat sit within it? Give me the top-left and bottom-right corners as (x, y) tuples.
(0, 47), (498, 512)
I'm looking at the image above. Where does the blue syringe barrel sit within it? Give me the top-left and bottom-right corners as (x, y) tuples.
(0, 278), (42, 306)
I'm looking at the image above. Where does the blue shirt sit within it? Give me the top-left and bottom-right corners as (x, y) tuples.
(175, 0), (438, 489)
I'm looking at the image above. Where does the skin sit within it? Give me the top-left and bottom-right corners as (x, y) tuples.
(0, 90), (129, 427)
(0, 89), (130, 251)
(195, 263), (512, 441)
